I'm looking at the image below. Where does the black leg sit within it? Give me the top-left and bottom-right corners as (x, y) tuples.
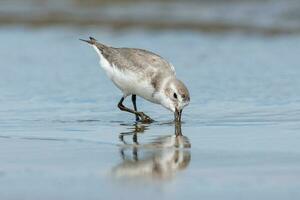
(133, 133), (139, 145)
(131, 95), (140, 121)
(117, 96), (154, 123)
(133, 146), (138, 161)
(118, 96), (139, 115)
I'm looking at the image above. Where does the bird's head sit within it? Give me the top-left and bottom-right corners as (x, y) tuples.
(161, 78), (190, 122)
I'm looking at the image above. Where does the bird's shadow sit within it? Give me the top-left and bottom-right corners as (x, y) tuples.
(111, 122), (191, 182)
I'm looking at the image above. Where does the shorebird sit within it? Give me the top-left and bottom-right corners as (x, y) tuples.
(80, 37), (190, 123)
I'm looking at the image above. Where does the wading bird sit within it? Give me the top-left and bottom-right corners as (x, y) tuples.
(81, 37), (190, 123)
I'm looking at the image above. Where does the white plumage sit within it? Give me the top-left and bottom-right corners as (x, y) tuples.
(81, 37), (190, 123)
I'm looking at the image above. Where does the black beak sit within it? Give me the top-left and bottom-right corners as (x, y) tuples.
(175, 108), (182, 123)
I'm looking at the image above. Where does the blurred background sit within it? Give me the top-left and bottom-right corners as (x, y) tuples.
(1, 0), (300, 34)
(1, 0), (300, 200)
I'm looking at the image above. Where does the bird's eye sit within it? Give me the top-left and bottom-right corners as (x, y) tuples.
(173, 93), (178, 99)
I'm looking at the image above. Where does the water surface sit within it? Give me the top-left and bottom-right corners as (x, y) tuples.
(1, 26), (300, 199)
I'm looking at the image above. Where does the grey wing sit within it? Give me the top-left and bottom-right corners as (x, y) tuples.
(107, 48), (175, 75)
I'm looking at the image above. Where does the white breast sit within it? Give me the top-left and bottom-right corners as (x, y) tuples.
(93, 45), (159, 103)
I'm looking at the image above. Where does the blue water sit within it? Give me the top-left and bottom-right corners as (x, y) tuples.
(1, 26), (300, 199)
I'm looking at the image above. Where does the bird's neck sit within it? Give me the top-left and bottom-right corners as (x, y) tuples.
(159, 75), (175, 92)
(154, 76), (176, 112)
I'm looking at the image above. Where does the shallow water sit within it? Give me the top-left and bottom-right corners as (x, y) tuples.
(1, 26), (300, 199)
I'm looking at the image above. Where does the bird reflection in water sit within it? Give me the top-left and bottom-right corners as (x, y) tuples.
(111, 122), (191, 181)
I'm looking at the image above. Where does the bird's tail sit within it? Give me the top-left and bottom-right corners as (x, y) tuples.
(79, 37), (107, 50)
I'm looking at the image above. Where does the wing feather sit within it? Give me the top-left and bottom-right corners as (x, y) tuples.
(105, 48), (175, 76)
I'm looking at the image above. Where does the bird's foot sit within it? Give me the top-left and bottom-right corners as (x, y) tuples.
(138, 112), (154, 123)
